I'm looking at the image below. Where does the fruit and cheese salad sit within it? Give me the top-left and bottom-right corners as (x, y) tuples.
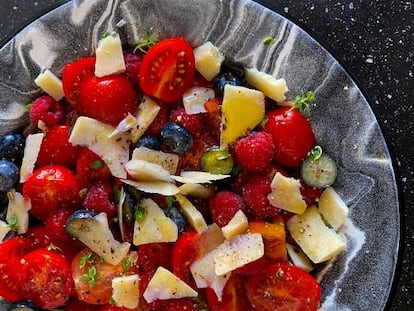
(0, 32), (350, 311)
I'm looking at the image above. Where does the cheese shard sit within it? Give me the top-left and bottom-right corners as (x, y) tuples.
(175, 194), (208, 234)
(245, 67), (288, 103)
(6, 190), (31, 234)
(143, 267), (198, 303)
(213, 233), (264, 276)
(122, 179), (179, 196)
(172, 171), (230, 184)
(193, 41), (225, 81)
(95, 32), (126, 77)
(69, 116), (130, 179)
(34, 69), (64, 101)
(318, 187), (349, 230)
(125, 159), (173, 183)
(133, 198), (178, 246)
(0, 220), (11, 242)
(220, 85), (265, 148)
(130, 96), (161, 143)
(20, 133), (44, 182)
(267, 172), (307, 214)
(221, 210), (249, 240)
(286, 243), (313, 273)
(287, 206), (346, 264)
(111, 274), (140, 309)
(132, 147), (179, 175)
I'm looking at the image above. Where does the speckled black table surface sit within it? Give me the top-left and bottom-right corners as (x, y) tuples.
(0, 0), (411, 310)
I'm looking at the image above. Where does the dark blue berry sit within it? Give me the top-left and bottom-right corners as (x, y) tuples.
(212, 68), (243, 97)
(0, 133), (25, 164)
(0, 160), (19, 192)
(134, 135), (160, 150)
(160, 122), (193, 154)
(164, 206), (186, 234)
(9, 300), (39, 311)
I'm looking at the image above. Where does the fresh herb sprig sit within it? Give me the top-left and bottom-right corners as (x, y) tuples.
(133, 32), (158, 53)
(293, 90), (315, 117)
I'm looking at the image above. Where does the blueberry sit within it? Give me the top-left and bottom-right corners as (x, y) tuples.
(164, 206), (186, 234)
(160, 122), (193, 154)
(134, 135), (160, 150)
(0, 160), (19, 192)
(0, 133), (25, 164)
(8, 300), (38, 311)
(212, 67), (243, 97)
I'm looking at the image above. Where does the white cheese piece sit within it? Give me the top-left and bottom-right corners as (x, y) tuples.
(182, 87), (215, 114)
(318, 187), (349, 230)
(213, 233), (264, 276)
(0, 220), (11, 242)
(125, 159), (173, 183)
(172, 171), (230, 184)
(143, 267), (198, 303)
(287, 206), (346, 264)
(193, 41), (225, 81)
(267, 172), (307, 214)
(95, 32), (126, 77)
(111, 274), (140, 309)
(221, 210), (249, 240)
(34, 69), (64, 101)
(69, 116), (130, 179)
(132, 147), (179, 175)
(20, 133), (44, 182)
(78, 212), (131, 265)
(190, 250), (231, 301)
(175, 194), (208, 234)
(244, 67), (288, 103)
(6, 190), (31, 234)
(109, 113), (138, 138)
(118, 187), (127, 241)
(178, 183), (215, 199)
(133, 198), (178, 246)
(122, 179), (179, 196)
(130, 96), (161, 143)
(286, 243), (313, 273)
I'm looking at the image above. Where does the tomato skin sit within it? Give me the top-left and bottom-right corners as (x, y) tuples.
(23, 248), (74, 309)
(0, 237), (34, 302)
(23, 165), (81, 221)
(245, 263), (321, 311)
(137, 243), (173, 272)
(76, 148), (112, 189)
(139, 37), (195, 102)
(79, 74), (138, 126)
(264, 107), (315, 168)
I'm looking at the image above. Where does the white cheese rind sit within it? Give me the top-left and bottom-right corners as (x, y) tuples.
(287, 206), (346, 263)
(34, 69), (64, 101)
(68, 116), (130, 179)
(213, 233), (264, 276)
(175, 194), (208, 234)
(6, 190), (31, 234)
(143, 267), (198, 303)
(318, 187), (349, 230)
(133, 198), (178, 246)
(267, 172), (307, 214)
(20, 133), (44, 183)
(111, 274), (140, 309)
(193, 41), (225, 81)
(95, 32), (126, 77)
(132, 147), (179, 175)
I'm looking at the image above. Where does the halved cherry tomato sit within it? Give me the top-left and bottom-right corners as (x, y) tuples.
(23, 248), (74, 309)
(23, 165), (81, 221)
(79, 74), (138, 126)
(71, 249), (138, 305)
(0, 237), (34, 302)
(245, 262), (321, 311)
(139, 37), (195, 102)
(62, 57), (96, 107)
(264, 107), (315, 169)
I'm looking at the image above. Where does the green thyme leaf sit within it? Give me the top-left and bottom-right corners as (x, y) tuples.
(263, 35), (275, 45)
(134, 204), (146, 222)
(310, 145), (323, 161)
(90, 160), (104, 169)
(133, 32), (158, 53)
(79, 252), (95, 269)
(165, 196), (176, 208)
(294, 90), (315, 117)
(7, 213), (19, 231)
(109, 296), (116, 305)
(101, 32), (112, 39)
(81, 266), (100, 287)
(24, 102), (33, 110)
(260, 116), (269, 128)
(123, 256), (132, 271)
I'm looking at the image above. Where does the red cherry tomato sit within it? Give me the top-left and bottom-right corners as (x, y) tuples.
(23, 248), (74, 309)
(71, 249), (138, 305)
(264, 107), (315, 168)
(149, 298), (198, 311)
(64, 298), (102, 311)
(0, 237), (34, 302)
(62, 57), (96, 107)
(245, 263), (321, 311)
(139, 37), (195, 102)
(36, 125), (81, 168)
(137, 243), (173, 272)
(23, 165), (81, 221)
(79, 74), (138, 126)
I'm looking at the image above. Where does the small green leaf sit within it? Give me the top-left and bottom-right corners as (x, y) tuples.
(81, 266), (100, 287)
(123, 256), (132, 271)
(260, 116), (269, 128)
(310, 145), (323, 161)
(263, 35), (275, 45)
(109, 296), (116, 305)
(133, 32), (158, 53)
(24, 102), (33, 110)
(165, 196), (176, 208)
(90, 160), (104, 169)
(7, 213), (19, 231)
(293, 90), (315, 117)
(134, 205), (146, 222)
(79, 252), (95, 269)
(101, 32), (112, 39)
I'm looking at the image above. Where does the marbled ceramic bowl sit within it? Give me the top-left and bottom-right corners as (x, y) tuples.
(0, 0), (399, 310)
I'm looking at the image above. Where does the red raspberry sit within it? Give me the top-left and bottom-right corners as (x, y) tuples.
(76, 148), (112, 189)
(209, 191), (246, 227)
(82, 182), (117, 218)
(169, 108), (204, 138)
(124, 52), (144, 85)
(242, 175), (279, 219)
(29, 95), (65, 127)
(233, 131), (275, 171)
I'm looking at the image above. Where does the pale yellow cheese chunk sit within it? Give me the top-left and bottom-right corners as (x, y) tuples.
(130, 96), (161, 143)
(221, 210), (249, 240)
(111, 274), (140, 309)
(125, 159), (173, 183)
(20, 133), (44, 183)
(245, 67), (288, 103)
(194, 41), (225, 81)
(175, 194), (208, 234)
(318, 187), (349, 230)
(95, 32), (126, 77)
(34, 69), (64, 101)
(132, 147), (179, 175)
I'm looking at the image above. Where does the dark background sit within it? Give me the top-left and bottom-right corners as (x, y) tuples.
(0, 0), (412, 310)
